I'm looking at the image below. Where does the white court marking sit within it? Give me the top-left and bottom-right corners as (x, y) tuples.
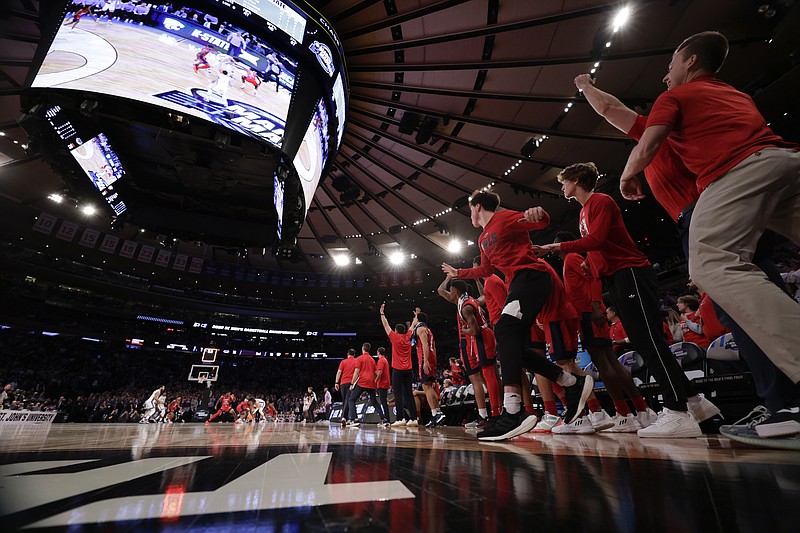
(32, 28), (118, 87)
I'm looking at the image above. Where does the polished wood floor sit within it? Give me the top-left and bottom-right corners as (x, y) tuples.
(1, 422), (798, 532)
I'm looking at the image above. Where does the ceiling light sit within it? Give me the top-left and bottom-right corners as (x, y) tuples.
(333, 254), (350, 266)
(389, 251), (405, 265)
(48, 193), (63, 203)
(612, 6), (631, 30)
(594, 62), (600, 68)
(447, 239), (462, 253)
(82, 205), (96, 216)
(605, 41), (612, 48)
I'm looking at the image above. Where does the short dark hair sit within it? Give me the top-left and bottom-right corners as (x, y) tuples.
(417, 312), (429, 324)
(557, 162), (599, 191)
(347, 348), (356, 356)
(449, 279), (469, 296)
(676, 31), (729, 74)
(469, 190), (500, 211)
(607, 306), (618, 316)
(362, 342), (371, 353)
(395, 323), (407, 334)
(677, 295), (700, 311)
(554, 231), (578, 243)
(377, 347), (386, 355)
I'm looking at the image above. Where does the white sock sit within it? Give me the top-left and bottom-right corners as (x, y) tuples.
(431, 408), (440, 415)
(478, 408), (488, 418)
(556, 372), (577, 388)
(504, 393), (521, 414)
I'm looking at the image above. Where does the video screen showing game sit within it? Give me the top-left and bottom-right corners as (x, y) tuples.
(69, 133), (128, 215)
(274, 171), (285, 240)
(292, 98), (329, 216)
(33, 1), (300, 148)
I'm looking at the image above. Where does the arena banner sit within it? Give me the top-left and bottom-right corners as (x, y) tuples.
(0, 410), (58, 424)
(155, 249), (171, 268)
(32, 212), (58, 235)
(119, 240), (138, 259)
(189, 257), (204, 274)
(172, 253), (188, 271)
(402, 272), (412, 286)
(137, 245), (155, 263)
(413, 270), (423, 284)
(78, 228), (101, 249)
(378, 273), (388, 288)
(55, 220), (79, 242)
(99, 234), (120, 254)
(390, 273), (400, 287)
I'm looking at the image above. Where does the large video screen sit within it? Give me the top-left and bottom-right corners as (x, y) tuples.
(33, 1), (300, 148)
(292, 98), (329, 215)
(69, 133), (128, 215)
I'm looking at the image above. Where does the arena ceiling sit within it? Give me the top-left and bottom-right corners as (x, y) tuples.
(0, 0), (798, 279)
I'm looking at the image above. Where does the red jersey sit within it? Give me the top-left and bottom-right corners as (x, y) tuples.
(699, 293), (728, 341)
(628, 114), (698, 222)
(680, 310), (711, 349)
(236, 400), (250, 413)
(559, 193), (651, 279)
(610, 320), (629, 354)
(456, 209), (550, 284)
(457, 294), (491, 332)
(646, 75), (797, 192)
(338, 356), (356, 385)
(353, 353), (377, 389)
(376, 356), (391, 389)
(388, 330), (413, 371)
(483, 274), (507, 326)
(562, 252), (602, 314)
(168, 400), (181, 412)
(539, 262), (578, 324)
(449, 362), (466, 385)
(413, 324), (437, 367)
(219, 395), (232, 411)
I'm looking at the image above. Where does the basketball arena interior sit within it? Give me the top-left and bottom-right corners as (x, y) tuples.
(1, 1), (799, 531)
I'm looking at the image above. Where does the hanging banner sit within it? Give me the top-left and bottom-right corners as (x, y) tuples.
(99, 234), (119, 254)
(188, 257), (204, 274)
(390, 273), (400, 287)
(119, 240), (137, 259)
(402, 272), (412, 286)
(413, 270), (424, 284)
(55, 220), (78, 242)
(155, 249), (171, 268)
(78, 228), (101, 249)
(173, 253), (188, 271)
(378, 273), (388, 288)
(32, 213), (58, 235)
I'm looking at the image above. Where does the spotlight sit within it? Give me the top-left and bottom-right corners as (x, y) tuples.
(333, 254), (350, 266)
(612, 6), (631, 30)
(48, 193), (63, 203)
(389, 251), (404, 265)
(447, 239), (462, 253)
(82, 205), (96, 216)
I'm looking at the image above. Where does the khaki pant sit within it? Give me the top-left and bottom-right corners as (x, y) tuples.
(689, 148), (800, 383)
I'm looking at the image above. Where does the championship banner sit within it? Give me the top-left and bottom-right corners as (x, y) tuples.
(0, 410), (57, 424)
(378, 273), (388, 288)
(137, 245), (155, 263)
(32, 213), (58, 235)
(78, 228), (101, 249)
(390, 273), (400, 287)
(155, 249), (171, 268)
(173, 253), (188, 271)
(188, 257), (204, 274)
(55, 220), (79, 242)
(119, 240), (137, 259)
(99, 234), (120, 254)
(402, 272), (412, 286)
(413, 270), (423, 284)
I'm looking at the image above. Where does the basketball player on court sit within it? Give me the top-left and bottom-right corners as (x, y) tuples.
(375, 347), (392, 426)
(206, 391), (235, 423)
(140, 385), (164, 423)
(381, 303), (419, 427)
(64, 7), (97, 30)
(442, 190), (593, 441)
(413, 312), (446, 427)
(347, 343), (387, 427)
(252, 398), (267, 423)
(335, 349), (357, 426)
(193, 45), (215, 73)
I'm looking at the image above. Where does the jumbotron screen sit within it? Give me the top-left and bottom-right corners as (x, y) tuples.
(292, 98), (330, 215)
(32, 1), (300, 148)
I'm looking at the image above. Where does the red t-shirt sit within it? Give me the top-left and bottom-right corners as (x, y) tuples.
(562, 252), (602, 313)
(449, 362), (466, 386)
(353, 353), (377, 389)
(456, 209), (550, 284)
(338, 356), (356, 385)
(699, 293), (729, 342)
(539, 262), (578, 324)
(646, 75), (797, 192)
(388, 330), (413, 371)
(680, 310), (711, 349)
(627, 115), (699, 222)
(663, 322), (674, 345)
(483, 274), (507, 326)
(559, 193), (651, 279)
(376, 356), (391, 389)
(609, 320), (629, 354)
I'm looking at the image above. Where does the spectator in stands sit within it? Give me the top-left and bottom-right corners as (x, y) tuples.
(677, 295), (711, 349)
(663, 308), (684, 343)
(607, 307), (630, 355)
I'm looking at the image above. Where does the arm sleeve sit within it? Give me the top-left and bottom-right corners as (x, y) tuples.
(458, 249), (493, 279)
(590, 277), (603, 303)
(514, 209), (551, 232)
(645, 92), (680, 129)
(685, 318), (703, 334)
(559, 197), (615, 253)
(626, 114), (647, 141)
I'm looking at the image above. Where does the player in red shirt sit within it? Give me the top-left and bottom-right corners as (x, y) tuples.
(193, 45), (215, 73)
(677, 295), (711, 350)
(375, 347), (392, 427)
(335, 349), (357, 426)
(437, 276), (495, 422)
(534, 163), (716, 438)
(206, 392), (235, 424)
(616, 32), (800, 437)
(442, 190), (593, 441)
(346, 343), (386, 427)
(381, 303), (419, 427)
(235, 398), (252, 424)
(412, 312), (446, 427)
(575, 72), (796, 430)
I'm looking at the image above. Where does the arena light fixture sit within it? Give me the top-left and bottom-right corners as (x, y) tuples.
(333, 254), (350, 266)
(81, 205), (96, 216)
(389, 251), (405, 265)
(48, 193), (63, 203)
(612, 6), (631, 32)
(447, 239), (462, 253)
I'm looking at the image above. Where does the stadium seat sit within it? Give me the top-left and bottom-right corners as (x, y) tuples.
(582, 361), (600, 382)
(454, 385), (468, 404)
(619, 351), (646, 377)
(706, 333), (740, 361)
(669, 341), (706, 379)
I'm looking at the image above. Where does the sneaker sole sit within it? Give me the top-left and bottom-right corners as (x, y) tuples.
(552, 426), (594, 435)
(602, 426), (640, 433)
(721, 425), (800, 450)
(566, 376), (594, 425)
(755, 420), (800, 438)
(637, 427), (701, 438)
(591, 420), (616, 432)
(479, 415), (538, 442)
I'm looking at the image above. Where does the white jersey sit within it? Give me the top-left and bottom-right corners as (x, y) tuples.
(145, 388), (160, 407)
(157, 395), (166, 412)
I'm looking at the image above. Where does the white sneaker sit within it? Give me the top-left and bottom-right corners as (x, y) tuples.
(532, 413), (562, 433)
(636, 407), (659, 428)
(391, 419), (408, 427)
(637, 409), (702, 438)
(588, 410), (615, 431)
(552, 415), (595, 434)
(346, 421), (359, 428)
(602, 413), (642, 433)
(405, 419), (419, 427)
(687, 394), (721, 423)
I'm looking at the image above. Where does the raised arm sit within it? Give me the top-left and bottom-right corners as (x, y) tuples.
(575, 74), (637, 133)
(379, 303), (392, 336)
(437, 274), (457, 303)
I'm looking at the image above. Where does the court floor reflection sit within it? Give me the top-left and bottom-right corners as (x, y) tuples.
(0, 423), (797, 532)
